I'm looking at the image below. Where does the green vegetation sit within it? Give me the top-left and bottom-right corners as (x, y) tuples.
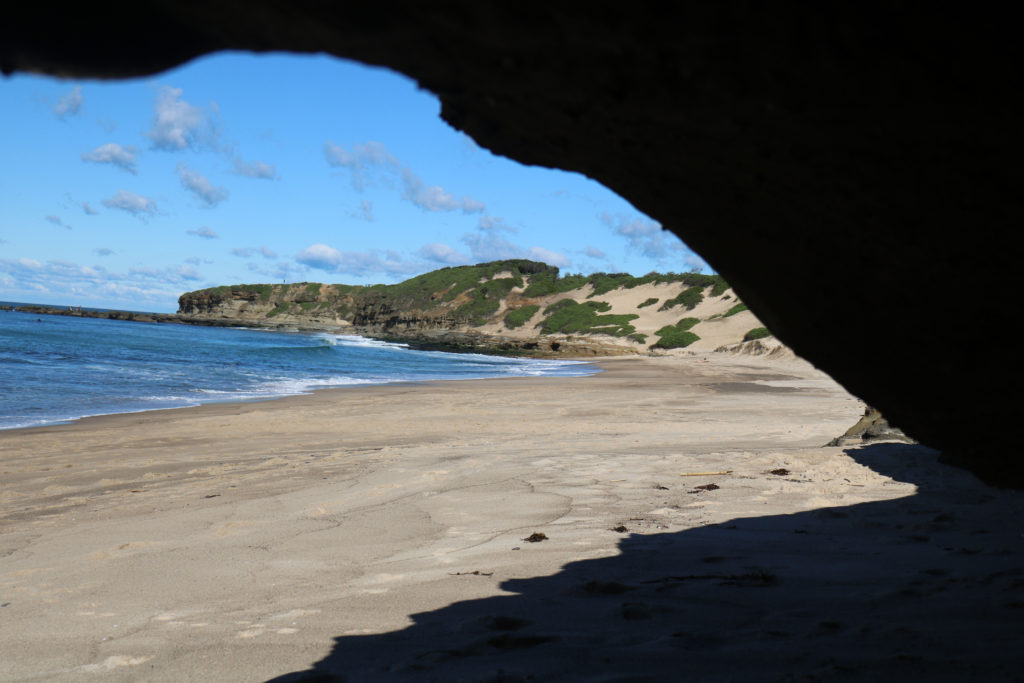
(182, 283), (275, 303)
(452, 298), (501, 325)
(521, 271), (588, 297)
(586, 272), (635, 296)
(539, 299), (639, 337)
(363, 260), (553, 321)
(675, 317), (701, 331)
(266, 302), (291, 318)
(627, 332), (648, 344)
(299, 301), (317, 311)
(659, 286), (704, 311)
(521, 270), (729, 299)
(637, 297), (659, 309)
(452, 276), (521, 326)
(652, 317), (702, 349)
(724, 302), (748, 317)
(504, 304), (540, 329)
(304, 282), (322, 297)
(743, 327), (772, 342)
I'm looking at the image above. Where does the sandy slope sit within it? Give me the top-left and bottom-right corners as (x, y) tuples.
(1, 354), (1021, 681)
(475, 280), (766, 353)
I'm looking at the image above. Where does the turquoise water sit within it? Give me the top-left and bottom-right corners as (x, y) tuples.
(0, 307), (596, 430)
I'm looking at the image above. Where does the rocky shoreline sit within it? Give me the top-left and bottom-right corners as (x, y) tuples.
(7, 304), (633, 358)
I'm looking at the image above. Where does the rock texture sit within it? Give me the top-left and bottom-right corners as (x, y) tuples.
(826, 407), (916, 448)
(3, 6), (1020, 482)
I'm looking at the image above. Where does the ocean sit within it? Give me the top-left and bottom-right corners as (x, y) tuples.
(0, 305), (596, 430)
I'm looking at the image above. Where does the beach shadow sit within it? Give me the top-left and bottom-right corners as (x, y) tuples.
(269, 444), (1024, 681)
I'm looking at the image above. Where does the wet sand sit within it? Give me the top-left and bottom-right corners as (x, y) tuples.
(1, 354), (1021, 681)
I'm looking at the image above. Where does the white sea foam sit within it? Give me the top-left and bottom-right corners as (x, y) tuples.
(322, 334), (409, 350)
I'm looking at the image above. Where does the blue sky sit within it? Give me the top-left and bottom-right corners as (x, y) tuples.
(0, 52), (706, 312)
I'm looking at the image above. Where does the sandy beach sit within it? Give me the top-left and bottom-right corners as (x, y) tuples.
(1, 354), (1022, 681)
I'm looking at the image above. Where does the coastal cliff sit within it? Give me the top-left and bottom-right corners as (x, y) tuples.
(177, 260), (768, 356)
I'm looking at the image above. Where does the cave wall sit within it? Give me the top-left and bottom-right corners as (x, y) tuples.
(4, 4), (1021, 482)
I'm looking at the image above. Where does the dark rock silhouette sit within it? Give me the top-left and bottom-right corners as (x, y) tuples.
(4, 5), (1017, 481)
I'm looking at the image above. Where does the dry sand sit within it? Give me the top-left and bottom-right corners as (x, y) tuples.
(1, 355), (1022, 681)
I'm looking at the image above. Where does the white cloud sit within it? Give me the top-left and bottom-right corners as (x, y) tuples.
(177, 163), (228, 207)
(101, 190), (158, 219)
(231, 246), (277, 260)
(525, 247), (571, 268)
(461, 197), (487, 213)
(54, 86), (83, 119)
(324, 141), (396, 191)
(324, 140), (485, 213)
(242, 261), (300, 281)
(460, 216), (570, 268)
(184, 256), (213, 266)
(295, 243), (346, 270)
(0, 256), (202, 309)
(129, 264), (202, 282)
(186, 226), (219, 239)
(232, 157), (277, 179)
(399, 168), (484, 213)
(82, 143), (138, 174)
(478, 215), (516, 233)
(583, 246), (608, 260)
(416, 243), (470, 265)
(93, 248), (114, 256)
(600, 212), (685, 260)
(45, 215), (71, 230)
(146, 86), (216, 151)
(296, 243), (421, 277)
(81, 202), (99, 216)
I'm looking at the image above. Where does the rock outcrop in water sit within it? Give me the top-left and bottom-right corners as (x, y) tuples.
(177, 260), (766, 356)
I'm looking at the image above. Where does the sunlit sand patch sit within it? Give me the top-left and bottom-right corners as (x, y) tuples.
(237, 626), (266, 638)
(270, 608), (320, 621)
(76, 655), (150, 672)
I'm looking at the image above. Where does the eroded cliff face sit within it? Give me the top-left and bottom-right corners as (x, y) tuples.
(176, 261), (765, 357)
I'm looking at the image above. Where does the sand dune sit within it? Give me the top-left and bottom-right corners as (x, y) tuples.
(1, 354), (1021, 681)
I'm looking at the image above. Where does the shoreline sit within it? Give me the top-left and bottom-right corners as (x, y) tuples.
(0, 360), (602, 437)
(4, 353), (1019, 680)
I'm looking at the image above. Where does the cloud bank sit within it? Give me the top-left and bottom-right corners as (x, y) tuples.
(232, 157), (277, 179)
(231, 246), (277, 260)
(146, 86), (217, 151)
(54, 86), (83, 119)
(177, 163), (228, 207)
(296, 243), (422, 278)
(82, 143), (138, 174)
(324, 140), (486, 214)
(102, 190), (157, 219)
(186, 226), (219, 239)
